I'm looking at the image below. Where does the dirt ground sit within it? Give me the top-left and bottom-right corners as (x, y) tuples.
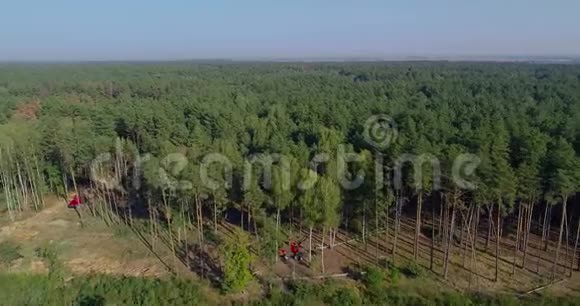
(238, 214), (580, 298)
(0, 196), (169, 277)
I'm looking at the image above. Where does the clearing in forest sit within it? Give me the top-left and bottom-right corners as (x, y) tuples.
(0, 196), (169, 277)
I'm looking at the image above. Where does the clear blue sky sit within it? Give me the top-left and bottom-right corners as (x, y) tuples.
(1, 0), (579, 61)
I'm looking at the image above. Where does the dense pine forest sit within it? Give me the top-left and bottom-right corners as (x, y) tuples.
(1, 62), (580, 305)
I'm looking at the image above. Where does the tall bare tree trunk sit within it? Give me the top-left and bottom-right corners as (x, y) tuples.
(443, 204), (456, 280)
(148, 198), (155, 244)
(486, 204), (493, 250)
(552, 197), (567, 282)
(430, 197), (436, 271)
(463, 206), (474, 268)
(574, 216), (580, 271)
(196, 195), (205, 279)
(439, 194), (444, 241)
(363, 201), (367, 249)
(414, 192), (422, 261)
(213, 199), (218, 233)
(253, 208), (258, 237)
(564, 212), (570, 277)
(309, 226), (313, 262)
(544, 205), (553, 251)
(392, 196), (401, 264)
(460, 211), (467, 267)
(321, 227), (326, 274)
(33, 155), (45, 208)
(513, 204), (523, 275)
(375, 198), (379, 261)
(275, 208), (280, 262)
(495, 201), (501, 282)
(163, 190), (177, 274)
(522, 202), (534, 268)
(385, 203), (390, 259)
(241, 202), (245, 231)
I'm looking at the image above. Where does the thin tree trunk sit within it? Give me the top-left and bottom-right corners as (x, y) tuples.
(253, 208), (258, 237)
(213, 199), (217, 233)
(70, 166), (78, 196)
(375, 198), (379, 261)
(180, 201), (186, 256)
(430, 196), (436, 271)
(299, 209), (303, 234)
(517, 204), (524, 250)
(495, 201), (501, 282)
(486, 204), (493, 250)
(544, 205), (553, 251)
(442, 198), (449, 252)
(309, 226), (313, 262)
(363, 201), (367, 249)
(542, 203), (549, 249)
(148, 198), (155, 243)
(574, 217), (580, 271)
(392, 196), (401, 264)
(163, 190), (177, 273)
(468, 205), (479, 290)
(275, 208), (280, 262)
(439, 194), (444, 241)
(443, 204), (456, 280)
(513, 204), (523, 275)
(522, 202), (534, 268)
(16, 160), (28, 210)
(241, 202), (245, 231)
(385, 202), (390, 259)
(564, 212), (570, 277)
(23, 156), (39, 211)
(290, 200), (294, 236)
(321, 227), (326, 274)
(330, 228), (334, 250)
(552, 197), (567, 282)
(197, 195), (205, 279)
(463, 206), (474, 268)
(474, 208), (480, 250)
(460, 211), (466, 266)
(33, 155), (45, 208)
(415, 192), (422, 261)
(247, 206), (252, 233)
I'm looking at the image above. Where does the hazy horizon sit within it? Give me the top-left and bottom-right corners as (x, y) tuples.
(1, 1), (579, 61)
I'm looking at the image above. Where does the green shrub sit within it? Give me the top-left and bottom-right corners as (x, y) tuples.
(288, 280), (318, 300)
(361, 265), (384, 292)
(386, 268), (401, 284)
(0, 273), (206, 305)
(221, 229), (253, 293)
(324, 286), (362, 306)
(203, 227), (222, 245)
(401, 260), (424, 278)
(256, 216), (285, 264)
(380, 260), (401, 283)
(0, 241), (22, 265)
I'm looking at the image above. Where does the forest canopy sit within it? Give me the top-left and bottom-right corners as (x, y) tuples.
(0, 61), (580, 299)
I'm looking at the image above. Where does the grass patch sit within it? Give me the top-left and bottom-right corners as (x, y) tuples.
(0, 241), (23, 265)
(112, 224), (132, 239)
(0, 273), (208, 306)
